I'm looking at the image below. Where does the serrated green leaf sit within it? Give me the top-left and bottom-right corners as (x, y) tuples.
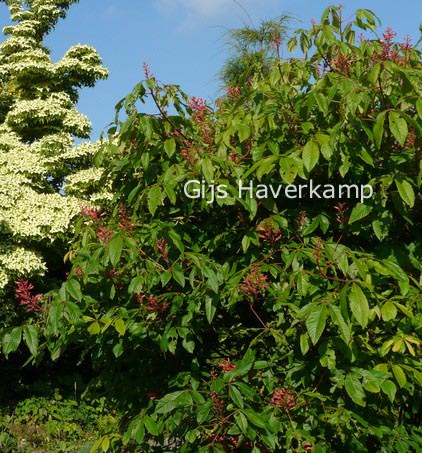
(368, 62), (381, 84)
(205, 297), (216, 324)
(349, 284), (369, 328)
(389, 111), (408, 146)
(373, 111), (386, 149)
(204, 267), (219, 293)
(372, 210), (392, 241)
(156, 390), (193, 414)
(381, 301), (397, 322)
(88, 321), (101, 335)
(345, 373), (366, 406)
(381, 380), (397, 402)
(49, 301), (63, 333)
(242, 234), (250, 252)
(302, 140), (320, 172)
(329, 305), (351, 344)
(229, 385), (244, 408)
(2, 327), (22, 356)
(113, 342), (124, 358)
(23, 325), (38, 356)
(66, 279), (82, 302)
(395, 179), (415, 208)
(300, 333), (310, 355)
(348, 203), (373, 224)
(196, 402), (212, 424)
(202, 157), (214, 183)
(114, 319), (126, 336)
(235, 412), (248, 434)
(65, 301), (83, 324)
(168, 229), (184, 252)
(244, 409), (266, 428)
(256, 156), (276, 180)
(108, 234), (123, 266)
(296, 271), (309, 296)
(391, 364), (407, 388)
(287, 35), (297, 52)
(143, 415), (159, 436)
(101, 436), (110, 452)
(148, 186), (162, 216)
(238, 124), (251, 142)
(417, 98), (422, 120)
(306, 305), (327, 345)
(172, 268), (185, 288)
(279, 156), (297, 184)
(164, 138), (176, 157)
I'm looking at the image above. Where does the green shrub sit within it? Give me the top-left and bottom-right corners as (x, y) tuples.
(0, 391), (118, 452)
(6, 6), (421, 452)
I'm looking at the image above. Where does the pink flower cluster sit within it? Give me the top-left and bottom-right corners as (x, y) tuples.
(226, 85), (241, 100)
(15, 280), (43, 313)
(271, 388), (296, 411)
(240, 264), (270, 299)
(217, 358), (237, 373)
(373, 28), (412, 66)
(333, 201), (349, 225)
(188, 96), (213, 144)
(210, 391), (224, 416)
(209, 432), (239, 450)
(157, 238), (169, 264)
(80, 206), (113, 244)
(134, 294), (168, 313)
(257, 219), (282, 244)
(143, 62), (153, 80)
(96, 225), (113, 244)
(188, 96), (208, 119)
(117, 206), (137, 235)
(80, 206), (107, 222)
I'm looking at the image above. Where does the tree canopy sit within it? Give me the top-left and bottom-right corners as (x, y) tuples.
(0, 0), (109, 304)
(3, 5), (419, 452)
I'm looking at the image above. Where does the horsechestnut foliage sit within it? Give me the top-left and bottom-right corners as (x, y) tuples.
(4, 6), (421, 452)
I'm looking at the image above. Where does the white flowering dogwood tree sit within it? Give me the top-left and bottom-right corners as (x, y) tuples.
(0, 0), (109, 302)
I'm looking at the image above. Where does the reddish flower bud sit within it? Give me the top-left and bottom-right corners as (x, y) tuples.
(15, 280), (43, 313)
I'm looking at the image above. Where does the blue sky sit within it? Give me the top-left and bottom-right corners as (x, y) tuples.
(1, 0), (422, 139)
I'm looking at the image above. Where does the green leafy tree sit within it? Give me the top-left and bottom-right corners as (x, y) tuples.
(10, 6), (422, 452)
(219, 14), (290, 88)
(0, 0), (109, 312)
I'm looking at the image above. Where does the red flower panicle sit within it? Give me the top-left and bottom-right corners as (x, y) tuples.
(117, 206), (137, 234)
(226, 85), (241, 100)
(188, 96), (208, 119)
(217, 358), (237, 373)
(372, 27), (411, 66)
(333, 201), (349, 224)
(134, 294), (168, 313)
(271, 388), (296, 412)
(96, 225), (113, 244)
(257, 219), (282, 244)
(240, 264), (270, 299)
(74, 267), (84, 277)
(15, 280), (43, 313)
(143, 62), (153, 80)
(157, 238), (169, 264)
(210, 391), (224, 416)
(80, 206), (105, 222)
(188, 96), (213, 144)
